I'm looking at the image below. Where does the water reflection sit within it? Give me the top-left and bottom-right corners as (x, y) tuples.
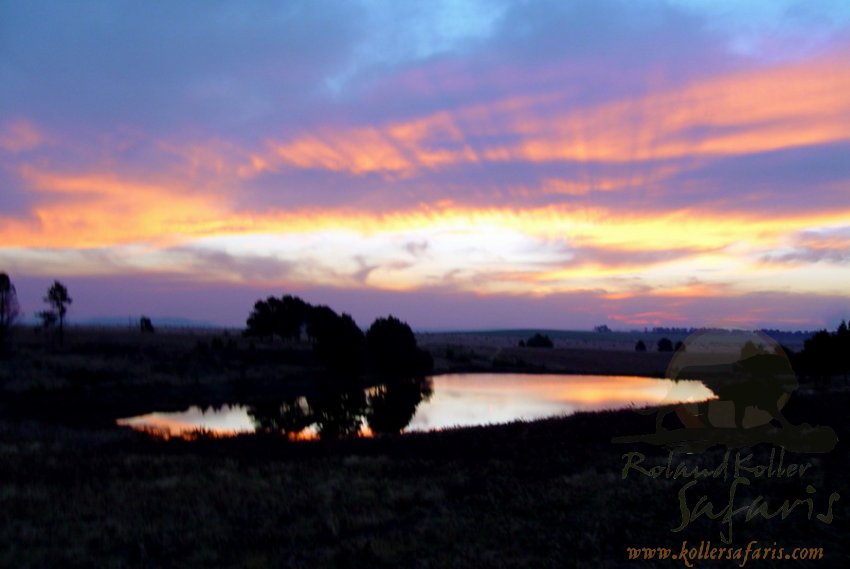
(117, 404), (255, 436)
(367, 376), (433, 435)
(117, 374), (712, 439)
(243, 377), (433, 439)
(247, 397), (312, 436)
(307, 385), (368, 439)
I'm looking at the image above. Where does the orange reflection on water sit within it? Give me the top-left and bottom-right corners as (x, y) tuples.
(117, 374), (715, 440)
(407, 374), (713, 432)
(116, 405), (255, 439)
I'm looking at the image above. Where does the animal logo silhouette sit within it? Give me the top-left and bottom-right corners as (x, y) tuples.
(613, 329), (837, 453)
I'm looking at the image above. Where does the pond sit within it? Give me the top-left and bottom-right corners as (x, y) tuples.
(117, 373), (714, 439)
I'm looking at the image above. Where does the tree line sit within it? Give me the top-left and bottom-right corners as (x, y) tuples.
(2, 270), (848, 386)
(794, 321), (850, 383)
(244, 294), (433, 378)
(635, 338), (684, 352)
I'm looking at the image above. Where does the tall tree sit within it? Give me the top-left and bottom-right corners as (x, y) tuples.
(245, 297), (278, 338)
(44, 281), (72, 345)
(244, 294), (308, 341)
(365, 315), (431, 377)
(0, 273), (20, 351)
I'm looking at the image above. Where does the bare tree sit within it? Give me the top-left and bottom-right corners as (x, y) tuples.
(44, 280), (72, 345)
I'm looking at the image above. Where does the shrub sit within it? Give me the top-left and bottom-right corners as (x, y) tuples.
(526, 333), (554, 348)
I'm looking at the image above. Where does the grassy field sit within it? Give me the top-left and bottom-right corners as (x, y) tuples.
(0, 326), (847, 568)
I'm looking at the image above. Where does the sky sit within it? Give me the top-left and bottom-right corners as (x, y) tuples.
(1, 0), (850, 330)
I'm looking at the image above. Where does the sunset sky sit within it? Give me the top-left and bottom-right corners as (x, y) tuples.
(2, 0), (850, 330)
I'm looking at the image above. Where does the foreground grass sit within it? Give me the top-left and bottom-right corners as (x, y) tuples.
(1, 389), (847, 569)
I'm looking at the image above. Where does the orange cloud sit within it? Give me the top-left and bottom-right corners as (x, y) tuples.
(273, 127), (413, 175)
(7, 166), (231, 248)
(3, 49), (849, 301)
(252, 50), (850, 177)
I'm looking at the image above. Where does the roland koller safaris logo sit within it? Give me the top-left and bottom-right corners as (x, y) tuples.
(613, 329), (840, 547)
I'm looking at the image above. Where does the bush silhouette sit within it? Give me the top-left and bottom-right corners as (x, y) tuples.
(635, 340), (647, 352)
(525, 333), (554, 348)
(657, 337), (674, 352)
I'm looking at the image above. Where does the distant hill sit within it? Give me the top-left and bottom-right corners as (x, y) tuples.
(415, 327), (815, 352)
(69, 316), (222, 329)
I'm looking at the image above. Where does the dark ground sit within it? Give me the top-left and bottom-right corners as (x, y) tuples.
(0, 327), (846, 568)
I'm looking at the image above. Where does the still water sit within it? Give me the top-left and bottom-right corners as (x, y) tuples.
(117, 373), (713, 439)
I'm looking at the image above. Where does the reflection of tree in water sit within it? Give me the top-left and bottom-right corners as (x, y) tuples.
(367, 376), (433, 435)
(247, 397), (312, 436)
(246, 376), (433, 439)
(308, 385), (368, 439)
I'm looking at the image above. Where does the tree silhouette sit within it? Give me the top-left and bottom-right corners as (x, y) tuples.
(140, 316), (155, 333)
(304, 304), (339, 343)
(526, 333), (554, 348)
(44, 281), (72, 345)
(366, 315), (432, 378)
(635, 340), (647, 352)
(245, 297), (278, 338)
(657, 337), (673, 352)
(244, 295), (309, 341)
(316, 312), (366, 375)
(275, 295), (308, 340)
(0, 273), (20, 352)
(800, 328), (842, 383)
(298, 304), (366, 374)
